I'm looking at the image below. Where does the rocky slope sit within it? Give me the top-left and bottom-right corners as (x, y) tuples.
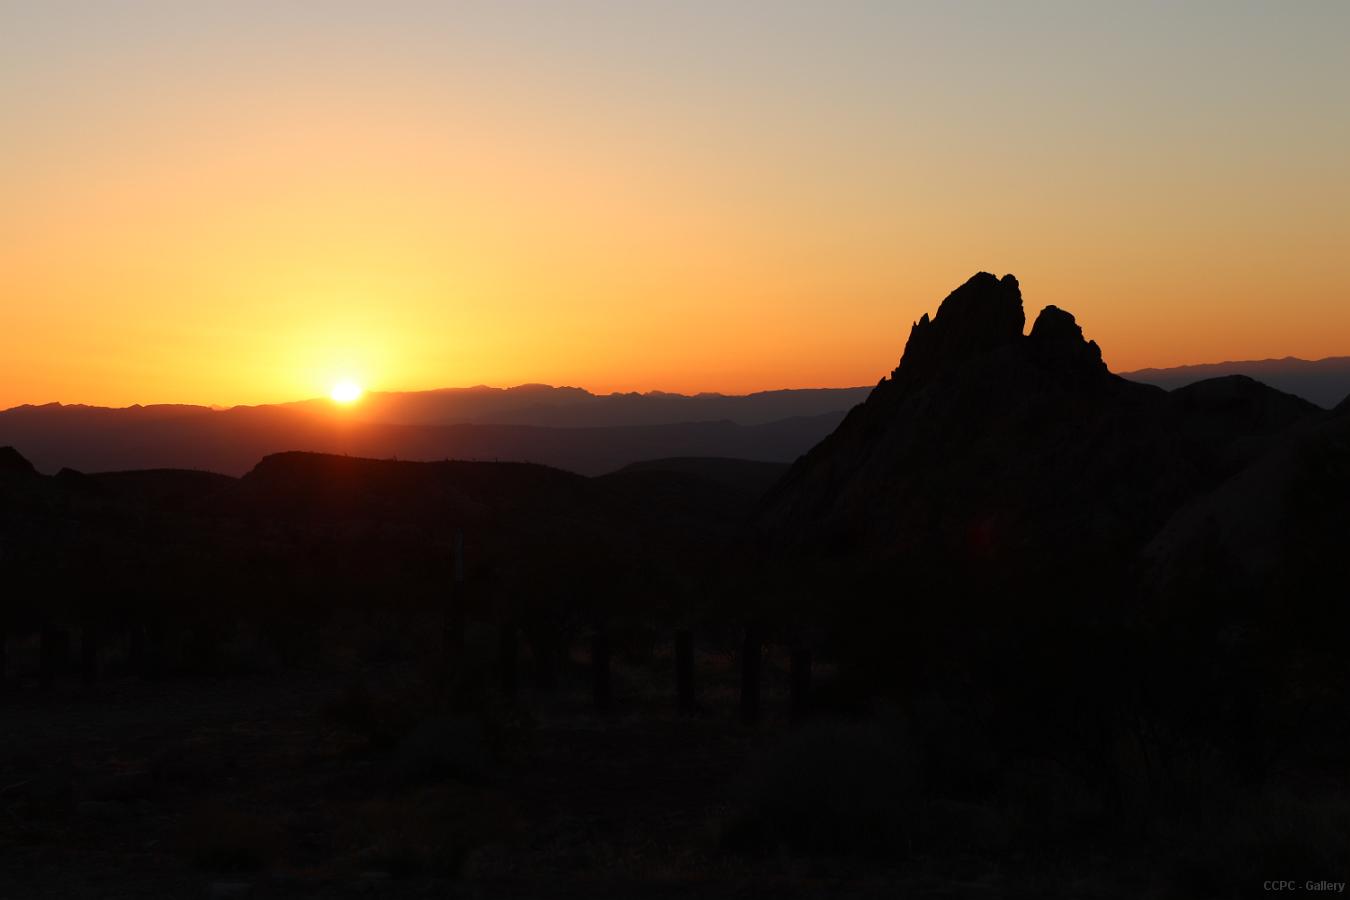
(755, 273), (1322, 585)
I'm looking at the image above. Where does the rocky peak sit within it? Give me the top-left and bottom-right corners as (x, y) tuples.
(1028, 304), (1107, 375)
(892, 272), (1024, 383)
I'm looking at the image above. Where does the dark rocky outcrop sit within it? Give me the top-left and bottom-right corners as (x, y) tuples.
(1028, 305), (1107, 376)
(755, 274), (1324, 590)
(889, 272), (1025, 383)
(1145, 387), (1350, 602)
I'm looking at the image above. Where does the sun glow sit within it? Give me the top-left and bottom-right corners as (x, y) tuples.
(329, 379), (364, 404)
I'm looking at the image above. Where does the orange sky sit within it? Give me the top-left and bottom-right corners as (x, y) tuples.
(3, 3), (1348, 409)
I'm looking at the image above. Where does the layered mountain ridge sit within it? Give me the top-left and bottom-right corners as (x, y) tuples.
(0, 389), (864, 477)
(1125, 354), (1350, 409)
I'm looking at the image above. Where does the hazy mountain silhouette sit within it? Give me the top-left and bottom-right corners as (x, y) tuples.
(281, 384), (872, 428)
(1123, 355), (1350, 409)
(0, 397), (852, 477)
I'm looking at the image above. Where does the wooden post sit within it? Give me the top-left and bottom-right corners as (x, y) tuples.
(675, 628), (694, 715)
(790, 647), (812, 718)
(591, 629), (611, 713)
(499, 623), (518, 701)
(740, 623), (761, 725)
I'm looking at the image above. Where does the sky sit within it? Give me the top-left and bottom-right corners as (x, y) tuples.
(3, 1), (1348, 408)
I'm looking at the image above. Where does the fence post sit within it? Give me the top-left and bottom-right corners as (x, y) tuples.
(740, 623), (761, 725)
(675, 628), (694, 715)
(790, 646), (812, 719)
(591, 628), (611, 713)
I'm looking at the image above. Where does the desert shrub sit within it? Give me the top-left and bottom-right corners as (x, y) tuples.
(1104, 718), (1240, 831)
(719, 712), (920, 857)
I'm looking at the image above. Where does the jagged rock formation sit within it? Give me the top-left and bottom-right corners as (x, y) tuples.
(756, 273), (1321, 583)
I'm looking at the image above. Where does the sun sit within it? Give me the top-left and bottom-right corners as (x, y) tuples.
(329, 379), (364, 404)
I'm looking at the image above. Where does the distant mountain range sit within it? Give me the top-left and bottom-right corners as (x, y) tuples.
(4, 351), (1346, 480)
(1123, 356), (1350, 409)
(281, 384), (873, 428)
(0, 387), (867, 477)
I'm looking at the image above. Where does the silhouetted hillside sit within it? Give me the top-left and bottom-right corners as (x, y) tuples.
(607, 457), (789, 498)
(0, 397), (852, 477)
(756, 273), (1323, 580)
(1146, 392), (1350, 600)
(0, 444), (760, 635)
(738, 276), (1350, 890)
(0, 445), (38, 479)
(1124, 355), (1350, 408)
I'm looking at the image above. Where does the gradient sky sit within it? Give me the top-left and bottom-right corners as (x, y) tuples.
(4, 1), (1348, 408)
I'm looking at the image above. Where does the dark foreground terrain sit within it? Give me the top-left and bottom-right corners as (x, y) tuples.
(6, 629), (1300, 900)
(4, 274), (1349, 897)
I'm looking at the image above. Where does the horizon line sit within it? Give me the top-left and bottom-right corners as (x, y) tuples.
(4, 352), (1348, 413)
